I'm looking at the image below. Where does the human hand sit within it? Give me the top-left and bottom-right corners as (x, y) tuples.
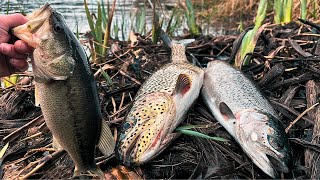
(0, 13), (33, 77)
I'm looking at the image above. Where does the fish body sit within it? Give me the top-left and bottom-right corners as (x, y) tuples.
(116, 44), (204, 165)
(12, 3), (114, 177)
(202, 61), (291, 178)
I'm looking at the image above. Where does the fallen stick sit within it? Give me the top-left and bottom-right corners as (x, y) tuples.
(304, 80), (320, 178)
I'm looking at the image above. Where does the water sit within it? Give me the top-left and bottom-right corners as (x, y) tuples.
(0, 0), (231, 40)
(0, 0), (177, 39)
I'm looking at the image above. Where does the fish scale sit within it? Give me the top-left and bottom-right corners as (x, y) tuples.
(116, 44), (204, 165)
(202, 60), (291, 178)
(205, 61), (278, 117)
(134, 63), (199, 100)
(12, 3), (115, 178)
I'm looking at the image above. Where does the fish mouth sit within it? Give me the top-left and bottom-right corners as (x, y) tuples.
(117, 92), (178, 166)
(244, 146), (290, 178)
(12, 3), (53, 48)
(123, 129), (178, 166)
(236, 109), (291, 178)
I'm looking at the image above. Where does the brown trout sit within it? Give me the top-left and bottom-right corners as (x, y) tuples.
(116, 44), (204, 165)
(12, 3), (114, 178)
(202, 61), (291, 178)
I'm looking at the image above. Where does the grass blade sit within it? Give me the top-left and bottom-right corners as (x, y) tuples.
(101, 0), (108, 30)
(185, 0), (200, 36)
(300, 0), (307, 20)
(234, 0), (267, 67)
(100, 67), (113, 88)
(102, 0), (117, 57)
(176, 128), (228, 142)
(83, 0), (96, 39)
(95, 1), (103, 58)
(4, 75), (19, 88)
(282, 0), (293, 23)
(0, 143), (9, 158)
(274, 0), (282, 24)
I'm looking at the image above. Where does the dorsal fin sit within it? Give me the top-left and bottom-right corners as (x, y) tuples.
(171, 44), (188, 63)
(173, 74), (191, 96)
(219, 102), (236, 121)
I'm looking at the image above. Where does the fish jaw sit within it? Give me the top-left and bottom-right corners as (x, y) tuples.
(235, 109), (291, 178)
(116, 92), (177, 165)
(12, 3), (75, 83)
(12, 3), (53, 48)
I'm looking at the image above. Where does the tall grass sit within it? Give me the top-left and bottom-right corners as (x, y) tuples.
(151, 0), (162, 44)
(84, 0), (116, 64)
(183, 0), (200, 36)
(166, 7), (183, 36)
(234, 0), (267, 68)
(300, 0), (307, 20)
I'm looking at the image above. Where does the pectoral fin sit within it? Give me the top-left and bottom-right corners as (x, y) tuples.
(52, 136), (63, 150)
(97, 120), (115, 157)
(173, 74), (191, 96)
(219, 102), (236, 121)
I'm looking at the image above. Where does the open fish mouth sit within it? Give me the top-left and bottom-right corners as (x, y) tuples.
(116, 92), (178, 166)
(12, 3), (53, 48)
(235, 109), (291, 178)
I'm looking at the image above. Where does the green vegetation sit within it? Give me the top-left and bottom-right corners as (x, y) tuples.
(176, 125), (228, 142)
(1, 0), (320, 88)
(235, 0), (267, 68)
(300, 0), (307, 20)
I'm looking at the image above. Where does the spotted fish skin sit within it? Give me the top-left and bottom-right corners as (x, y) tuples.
(202, 61), (291, 178)
(116, 44), (204, 165)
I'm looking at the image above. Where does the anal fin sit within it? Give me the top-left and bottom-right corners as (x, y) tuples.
(34, 86), (40, 107)
(52, 136), (63, 150)
(98, 120), (115, 156)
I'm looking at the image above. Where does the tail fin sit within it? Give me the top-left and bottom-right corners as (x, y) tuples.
(73, 167), (105, 179)
(98, 120), (115, 157)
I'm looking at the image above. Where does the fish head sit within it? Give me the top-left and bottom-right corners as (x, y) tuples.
(12, 3), (75, 83)
(116, 92), (178, 166)
(236, 109), (291, 178)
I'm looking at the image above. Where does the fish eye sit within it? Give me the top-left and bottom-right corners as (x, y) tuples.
(54, 24), (62, 32)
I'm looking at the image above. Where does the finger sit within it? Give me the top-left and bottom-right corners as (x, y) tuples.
(14, 40), (34, 54)
(9, 58), (28, 71)
(0, 43), (28, 59)
(0, 14), (28, 43)
(0, 14), (28, 31)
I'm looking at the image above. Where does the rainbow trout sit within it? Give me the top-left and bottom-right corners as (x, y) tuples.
(116, 44), (204, 165)
(202, 61), (291, 178)
(12, 3), (114, 178)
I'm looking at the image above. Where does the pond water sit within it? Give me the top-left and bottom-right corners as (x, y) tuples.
(0, 0), (231, 40)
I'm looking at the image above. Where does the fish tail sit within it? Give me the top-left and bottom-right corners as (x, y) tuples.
(170, 44), (188, 64)
(97, 120), (115, 157)
(73, 167), (106, 179)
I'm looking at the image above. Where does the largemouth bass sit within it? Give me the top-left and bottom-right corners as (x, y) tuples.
(116, 44), (204, 165)
(12, 3), (115, 178)
(201, 61), (291, 178)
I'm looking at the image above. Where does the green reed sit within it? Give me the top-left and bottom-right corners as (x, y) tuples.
(235, 0), (267, 68)
(185, 0), (200, 36)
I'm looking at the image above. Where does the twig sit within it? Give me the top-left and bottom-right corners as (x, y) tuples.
(286, 102), (319, 133)
(3, 116), (44, 144)
(19, 132), (43, 142)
